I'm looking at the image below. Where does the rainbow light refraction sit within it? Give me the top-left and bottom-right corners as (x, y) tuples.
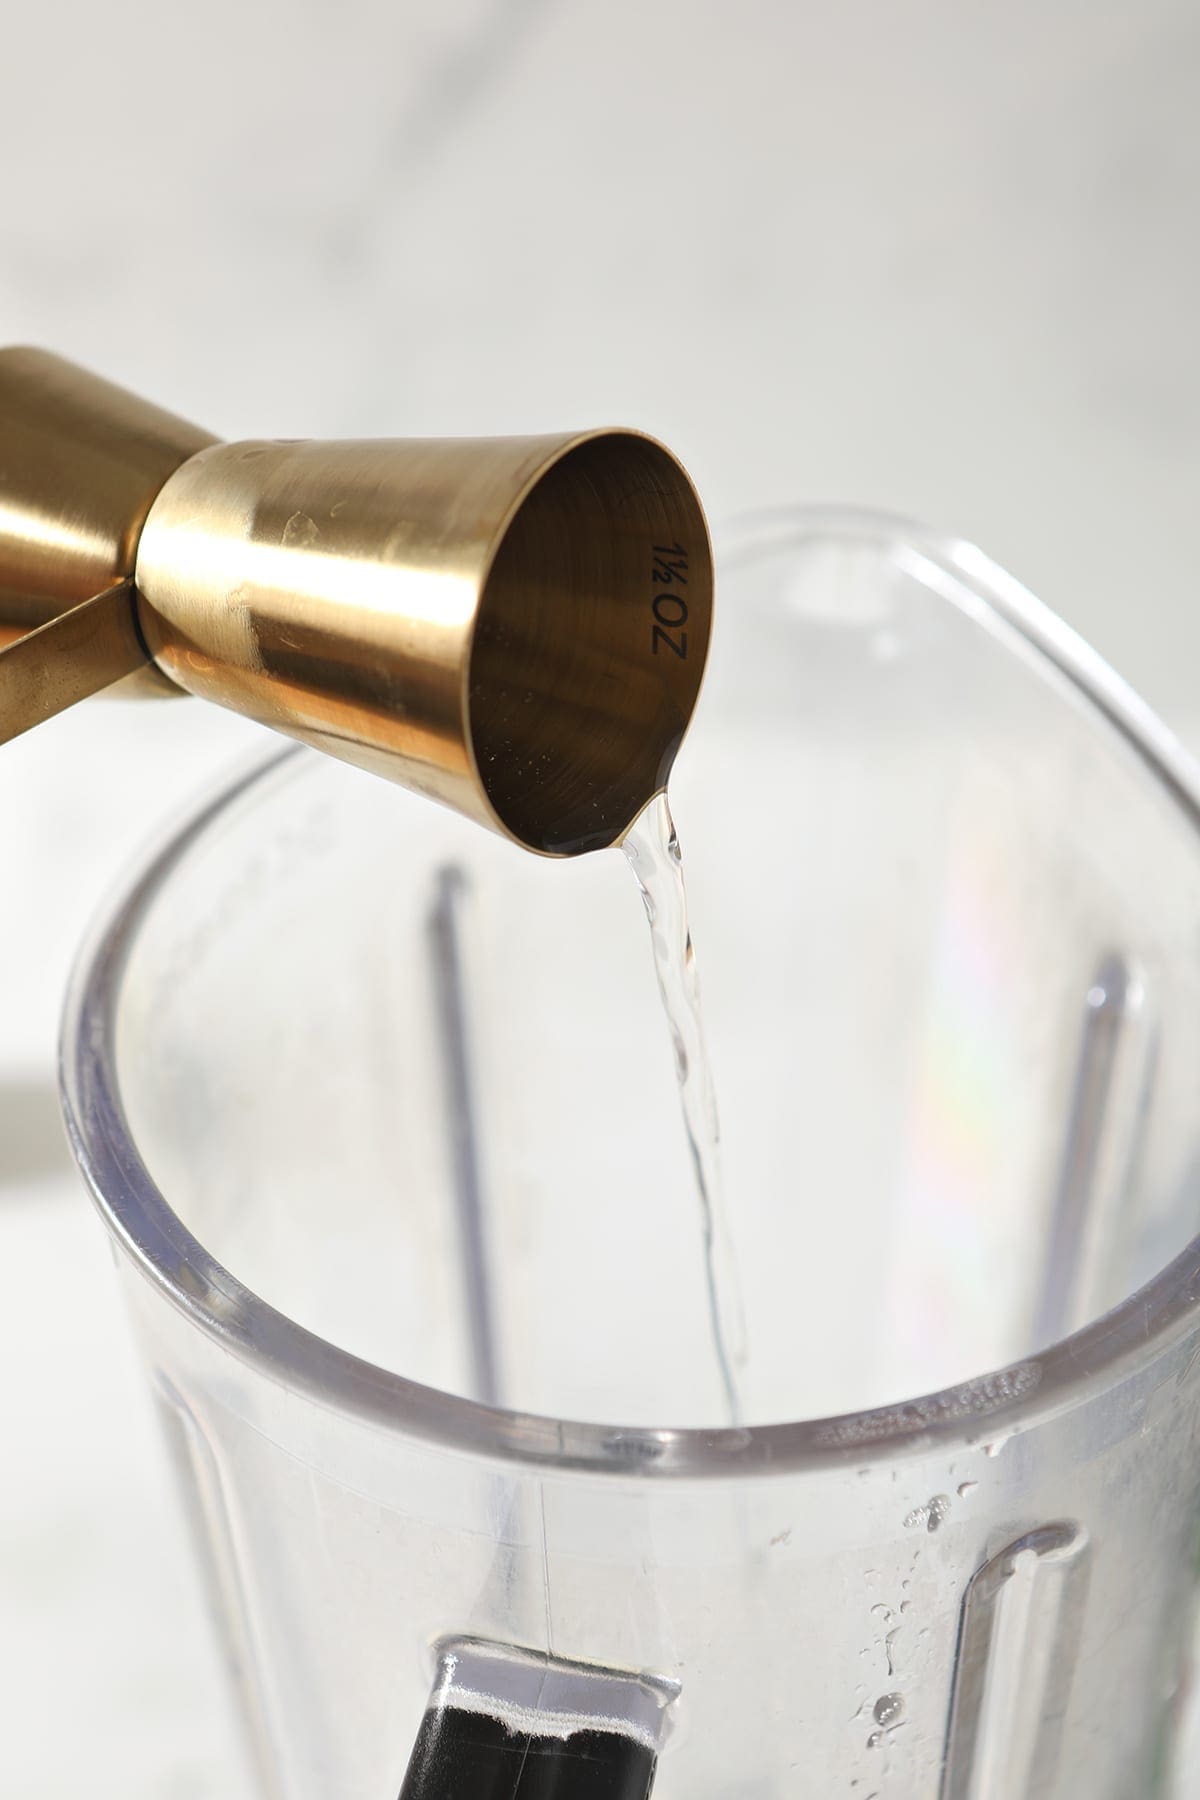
(886, 803), (1027, 1391)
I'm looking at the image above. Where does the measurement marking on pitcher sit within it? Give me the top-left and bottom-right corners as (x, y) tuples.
(651, 541), (689, 658)
(623, 791), (746, 1423)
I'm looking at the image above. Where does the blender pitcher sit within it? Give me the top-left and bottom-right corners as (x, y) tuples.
(55, 511), (1200, 1797)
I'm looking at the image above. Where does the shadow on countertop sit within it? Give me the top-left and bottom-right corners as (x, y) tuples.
(0, 1077), (74, 1192)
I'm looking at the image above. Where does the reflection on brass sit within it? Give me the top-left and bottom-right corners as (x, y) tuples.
(0, 348), (713, 854)
(0, 347), (213, 691)
(0, 581), (148, 744)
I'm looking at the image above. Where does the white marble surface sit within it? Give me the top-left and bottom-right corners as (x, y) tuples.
(2, 1), (1200, 1793)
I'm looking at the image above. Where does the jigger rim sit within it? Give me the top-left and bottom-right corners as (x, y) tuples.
(59, 509), (1200, 1480)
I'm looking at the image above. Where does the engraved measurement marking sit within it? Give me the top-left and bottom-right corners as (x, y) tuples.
(651, 541), (689, 658)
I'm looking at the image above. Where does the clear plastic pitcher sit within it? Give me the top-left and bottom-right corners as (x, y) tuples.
(61, 512), (1200, 1796)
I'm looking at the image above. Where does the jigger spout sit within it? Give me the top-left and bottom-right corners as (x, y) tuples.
(0, 348), (713, 854)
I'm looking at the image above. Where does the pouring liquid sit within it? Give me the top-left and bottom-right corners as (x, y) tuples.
(622, 793), (747, 1425)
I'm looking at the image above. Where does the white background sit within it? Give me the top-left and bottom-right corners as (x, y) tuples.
(2, 2), (1199, 1792)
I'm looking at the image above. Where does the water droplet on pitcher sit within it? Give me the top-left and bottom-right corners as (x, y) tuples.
(866, 1730), (884, 1749)
(873, 1693), (904, 1728)
(957, 1480), (978, 1498)
(904, 1493), (950, 1532)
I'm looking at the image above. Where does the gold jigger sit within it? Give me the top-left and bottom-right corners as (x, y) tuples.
(0, 348), (712, 854)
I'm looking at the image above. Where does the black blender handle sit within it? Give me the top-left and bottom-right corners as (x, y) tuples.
(397, 1642), (671, 1800)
